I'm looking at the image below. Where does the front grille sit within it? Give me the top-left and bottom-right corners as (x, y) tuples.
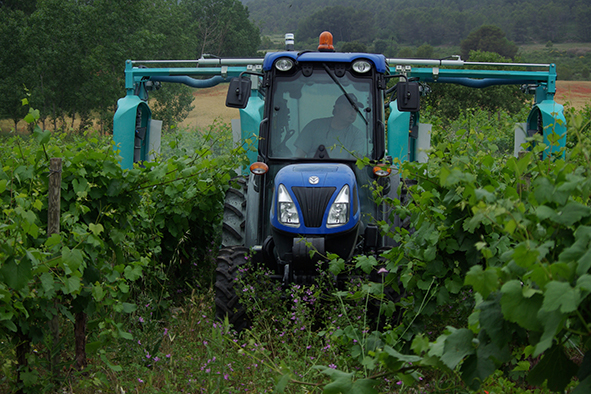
(292, 186), (336, 228)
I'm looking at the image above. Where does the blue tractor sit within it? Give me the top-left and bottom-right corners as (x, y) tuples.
(113, 32), (566, 329)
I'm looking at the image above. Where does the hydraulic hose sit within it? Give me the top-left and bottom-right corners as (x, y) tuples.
(150, 75), (229, 88)
(423, 77), (533, 88)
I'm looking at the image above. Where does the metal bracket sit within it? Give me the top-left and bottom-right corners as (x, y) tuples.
(395, 65), (412, 77)
(247, 64), (263, 90)
(432, 67), (439, 81)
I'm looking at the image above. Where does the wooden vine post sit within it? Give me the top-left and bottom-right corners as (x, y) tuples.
(48, 158), (62, 377)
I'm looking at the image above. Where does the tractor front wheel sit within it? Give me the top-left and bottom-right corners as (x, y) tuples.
(221, 177), (247, 248)
(214, 246), (250, 331)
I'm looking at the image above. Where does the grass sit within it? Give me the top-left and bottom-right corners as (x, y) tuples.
(96, 289), (281, 393)
(0, 261), (452, 393)
(0, 262), (559, 394)
(0, 230), (579, 392)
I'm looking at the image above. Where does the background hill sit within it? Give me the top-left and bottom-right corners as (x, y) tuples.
(241, 0), (591, 81)
(241, 0), (591, 45)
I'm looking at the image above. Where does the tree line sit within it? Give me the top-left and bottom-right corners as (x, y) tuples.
(243, 0), (591, 46)
(0, 0), (260, 133)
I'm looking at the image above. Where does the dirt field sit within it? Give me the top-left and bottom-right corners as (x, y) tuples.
(180, 84), (240, 129)
(554, 80), (591, 109)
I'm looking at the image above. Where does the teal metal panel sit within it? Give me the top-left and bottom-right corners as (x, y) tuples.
(239, 93), (264, 169)
(387, 102), (411, 163)
(113, 95), (151, 169)
(527, 100), (566, 159)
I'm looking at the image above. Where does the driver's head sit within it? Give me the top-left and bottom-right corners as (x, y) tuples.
(333, 94), (363, 125)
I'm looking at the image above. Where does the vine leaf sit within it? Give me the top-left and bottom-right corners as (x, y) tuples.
(572, 375), (591, 394)
(534, 309), (564, 357)
(500, 280), (543, 331)
(32, 127), (50, 144)
(460, 353), (495, 391)
(465, 265), (498, 299)
(441, 328), (475, 369)
(316, 366), (378, 394)
(527, 344), (578, 392)
(354, 255), (378, 274)
(328, 257), (345, 275)
(0, 258), (33, 291)
(577, 351), (591, 382)
(542, 281), (581, 313)
(551, 202), (591, 226)
(478, 295), (512, 347)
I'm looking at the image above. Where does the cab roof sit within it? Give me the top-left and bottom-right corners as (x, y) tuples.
(263, 51), (388, 74)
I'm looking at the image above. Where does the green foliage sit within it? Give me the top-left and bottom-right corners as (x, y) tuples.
(0, 0), (260, 133)
(367, 105), (589, 392)
(223, 105), (590, 393)
(340, 41), (368, 53)
(521, 45), (591, 81)
(295, 6), (374, 45)
(0, 102), (247, 390)
(182, 0), (261, 58)
(422, 51), (529, 123)
(415, 43), (435, 59)
(247, 0), (590, 47)
(149, 84), (195, 132)
(461, 25), (518, 60)
(0, 9), (31, 129)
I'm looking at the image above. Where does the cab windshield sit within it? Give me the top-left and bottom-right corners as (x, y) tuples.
(269, 68), (373, 160)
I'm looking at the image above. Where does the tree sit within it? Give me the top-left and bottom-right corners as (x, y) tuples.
(340, 41), (367, 53)
(0, 0), (36, 14)
(0, 8), (31, 130)
(415, 43), (434, 59)
(460, 25), (518, 60)
(0, 0), (261, 134)
(575, 3), (591, 42)
(397, 47), (414, 58)
(295, 6), (374, 45)
(28, 0), (87, 130)
(150, 84), (195, 132)
(183, 0), (260, 58)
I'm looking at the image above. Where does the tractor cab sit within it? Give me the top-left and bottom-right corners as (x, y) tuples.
(225, 33), (402, 280)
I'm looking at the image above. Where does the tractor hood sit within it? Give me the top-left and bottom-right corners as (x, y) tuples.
(270, 163), (360, 235)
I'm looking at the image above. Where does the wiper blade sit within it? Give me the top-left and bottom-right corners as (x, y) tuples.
(321, 63), (368, 125)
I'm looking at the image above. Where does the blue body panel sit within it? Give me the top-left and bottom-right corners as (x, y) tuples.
(270, 163), (360, 235)
(264, 51), (388, 74)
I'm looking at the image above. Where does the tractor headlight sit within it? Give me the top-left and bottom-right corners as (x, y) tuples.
(277, 184), (300, 227)
(352, 60), (371, 73)
(327, 185), (349, 228)
(275, 58), (294, 72)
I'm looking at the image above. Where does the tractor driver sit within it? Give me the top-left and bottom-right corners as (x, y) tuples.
(294, 94), (365, 159)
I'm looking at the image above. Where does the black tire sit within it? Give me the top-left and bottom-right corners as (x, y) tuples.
(214, 246), (250, 331)
(221, 177), (247, 248)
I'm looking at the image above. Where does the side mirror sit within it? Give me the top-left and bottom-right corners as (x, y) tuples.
(396, 81), (420, 112)
(226, 77), (252, 108)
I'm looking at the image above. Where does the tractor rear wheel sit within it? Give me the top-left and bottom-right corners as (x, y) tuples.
(214, 246), (250, 331)
(221, 177), (247, 248)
